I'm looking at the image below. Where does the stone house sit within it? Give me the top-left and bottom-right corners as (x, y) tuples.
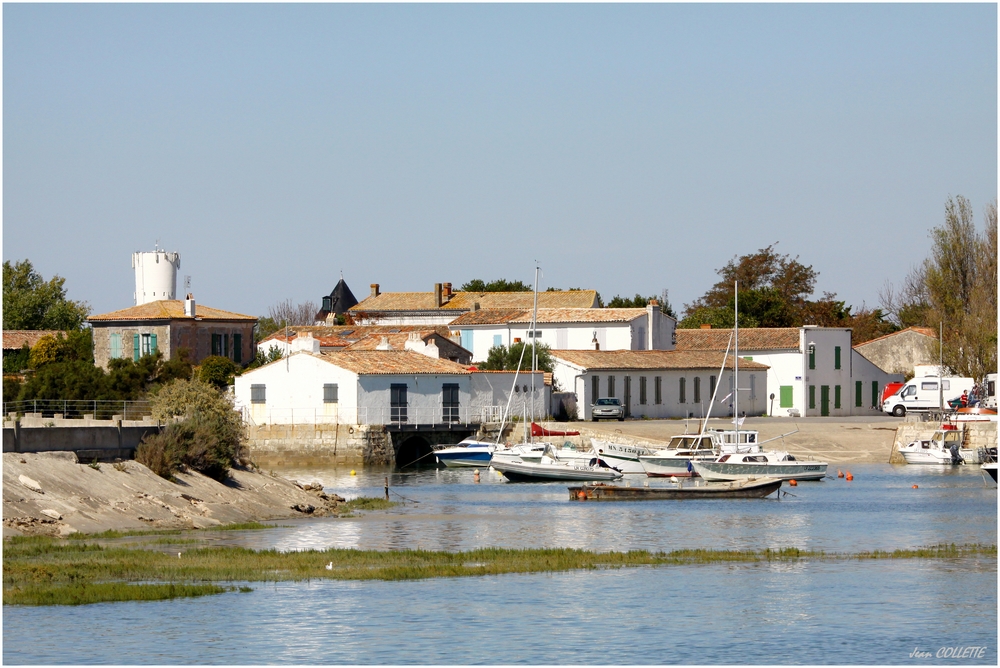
(853, 327), (938, 377)
(88, 297), (257, 370)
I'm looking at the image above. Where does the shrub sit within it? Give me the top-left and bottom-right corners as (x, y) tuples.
(198, 356), (238, 389)
(136, 425), (188, 480)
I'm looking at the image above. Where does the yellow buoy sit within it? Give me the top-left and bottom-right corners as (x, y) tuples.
(350, 470), (356, 476)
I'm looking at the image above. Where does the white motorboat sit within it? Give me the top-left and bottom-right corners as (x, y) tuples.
(491, 444), (624, 482)
(982, 462), (997, 484)
(691, 451), (828, 481)
(590, 439), (656, 474)
(434, 437), (496, 467)
(898, 425), (985, 465)
(638, 432), (726, 477)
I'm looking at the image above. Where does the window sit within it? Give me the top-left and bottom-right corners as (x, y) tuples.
(110, 333), (122, 359)
(233, 333), (242, 364)
(140, 333), (156, 356)
(855, 381), (863, 408)
(212, 334), (222, 356)
(493, 335), (502, 348)
(920, 381), (938, 391)
(809, 346), (816, 370)
(639, 376), (647, 405)
(693, 377), (701, 404)
(654, 376), (662, 405)
(391, 384), (408, 423)
(251, 384), (266, 404)
(710, 375), (717, 399)
(809, 385), (816, 410)
(780, 386), (793, 408)
(442, 383), (460, 423)
(592, 375), (600, 401)
(679, 377), (686, 403)
(324, 383), (339, 403)
(607, 375), (615, 398)
(834, 346), (841, 370)
(835, 385), (841, 409)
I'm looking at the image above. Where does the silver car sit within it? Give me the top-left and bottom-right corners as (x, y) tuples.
(591, 397), (625, 421)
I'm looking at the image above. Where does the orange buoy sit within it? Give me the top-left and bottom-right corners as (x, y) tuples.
(577, 490), (588, 500)
(837, 469), (844, 478)
(845, 471), (854, 481)
(912, 484), (919, 489)
(789, 479), (798, 486)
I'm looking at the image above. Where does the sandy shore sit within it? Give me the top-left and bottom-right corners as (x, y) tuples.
(3, 452), (343, 538)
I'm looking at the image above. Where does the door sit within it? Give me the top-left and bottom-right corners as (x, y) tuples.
(820, 385), (830, 417)
(390, 384), (408, 423)
(623, 376), (632, 418)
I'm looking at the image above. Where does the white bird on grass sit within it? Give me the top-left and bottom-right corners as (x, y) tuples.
(325, 562), (333, 570)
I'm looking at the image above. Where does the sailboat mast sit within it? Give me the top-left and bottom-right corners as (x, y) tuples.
(530, 265), (539, 430)
(734, 280), (739, 444)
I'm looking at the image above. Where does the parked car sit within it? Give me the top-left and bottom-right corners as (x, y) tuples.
(591, 397), (625, 421)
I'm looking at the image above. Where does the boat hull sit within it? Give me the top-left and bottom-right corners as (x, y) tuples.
(435, 450), (494, 467)
(590, 440), (651, 475)
(691, 461), (827, 482)
(568, 477), (782, 500)
(491, 455), (623, 482)
(639, 454), (716, 478)
(983, 463), (998, 483)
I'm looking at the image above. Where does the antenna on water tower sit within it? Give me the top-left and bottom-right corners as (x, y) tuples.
(185, 276), (191, 293)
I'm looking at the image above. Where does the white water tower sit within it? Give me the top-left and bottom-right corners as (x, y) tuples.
(132, 247), (180, 305)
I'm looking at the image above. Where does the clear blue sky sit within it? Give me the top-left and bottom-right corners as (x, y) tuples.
(4, 4), (996, 319)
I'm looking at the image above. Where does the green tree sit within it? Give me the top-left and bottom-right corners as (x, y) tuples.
(481, 341), (555, 374)
(606, 291), (677, 318)
(881, 196), (997, 381)
(3, 259), (90, 330)
(460, 278), (533, 292)
(3, 343), (31, 374)
(26, 330), (94, 369)
(199, 355), (239, 388)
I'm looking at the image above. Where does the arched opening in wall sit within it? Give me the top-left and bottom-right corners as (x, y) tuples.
(395, 435), (434, 469)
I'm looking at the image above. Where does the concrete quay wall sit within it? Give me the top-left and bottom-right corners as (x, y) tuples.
(2, 421), (162, 462)
(246, 423), (385, 468)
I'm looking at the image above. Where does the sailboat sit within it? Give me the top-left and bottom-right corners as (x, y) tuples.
(689, 281), (827, 482)
(489, 266), (614, 482)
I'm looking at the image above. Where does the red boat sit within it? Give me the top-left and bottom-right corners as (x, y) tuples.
(531, 422), (580, 437)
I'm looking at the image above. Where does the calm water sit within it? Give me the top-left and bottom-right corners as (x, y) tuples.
(4, 463), (997, 664)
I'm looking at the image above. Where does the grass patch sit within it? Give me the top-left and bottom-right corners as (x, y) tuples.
(342, 497), (398, 512)
(66, 528), (183, 540)
(4, 538), (993, 606)
(212, 522), (275, 531)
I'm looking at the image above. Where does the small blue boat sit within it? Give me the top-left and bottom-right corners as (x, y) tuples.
(434, 438), (496, 467)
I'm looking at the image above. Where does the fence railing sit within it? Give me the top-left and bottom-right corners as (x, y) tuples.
(241, 405), (513, 427)
(3, 400), (153, 421)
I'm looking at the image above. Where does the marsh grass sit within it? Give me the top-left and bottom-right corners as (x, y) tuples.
(4, 537), (993, 607)
(342, 498), (398, 512)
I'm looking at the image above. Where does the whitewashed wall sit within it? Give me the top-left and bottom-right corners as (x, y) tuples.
(234, 353), (359, 425)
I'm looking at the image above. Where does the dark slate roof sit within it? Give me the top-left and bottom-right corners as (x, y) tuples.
(314, 278), (360, 321)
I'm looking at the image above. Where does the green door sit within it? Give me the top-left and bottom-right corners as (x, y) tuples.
(821, 385), (830, 417)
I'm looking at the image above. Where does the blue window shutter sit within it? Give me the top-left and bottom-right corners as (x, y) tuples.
(461, 329), (473, 351)
(150, 333), (158, 355)
(493, 334), (502, 348)
(133, 334), (140, 361)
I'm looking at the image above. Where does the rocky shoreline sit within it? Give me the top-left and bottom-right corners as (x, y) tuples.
(3, 451), (344, 538)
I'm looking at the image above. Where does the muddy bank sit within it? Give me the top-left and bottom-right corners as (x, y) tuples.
(3, 452), (343, 538)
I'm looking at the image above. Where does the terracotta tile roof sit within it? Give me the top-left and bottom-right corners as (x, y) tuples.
(447, 309), (529, 326)
(2, 330), (66, 350)
(551, 349), (769, 371)
(350, 290), (599, 313)
(88, 300), (256, 322)
(259, 325), (453, 345)
(343, 331), (445, 351)
(674, 328), (801, 352)
(316, 350), (472, 375)
(854, 326), (937, 349)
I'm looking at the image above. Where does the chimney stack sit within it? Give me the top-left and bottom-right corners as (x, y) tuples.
(434, 283), (443, 308)
(184, 293), (196, 317)
(442, 282), (453, 301)
(371, 283), (380, 298)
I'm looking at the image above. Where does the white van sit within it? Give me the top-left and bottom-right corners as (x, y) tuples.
(984, 373), (997, 410)
(882, 376), (975, 417)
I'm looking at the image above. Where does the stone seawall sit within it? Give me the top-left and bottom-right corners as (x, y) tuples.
(246, 423), (390, 468)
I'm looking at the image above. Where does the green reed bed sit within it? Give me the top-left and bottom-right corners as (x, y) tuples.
(4, 536), (994, 607)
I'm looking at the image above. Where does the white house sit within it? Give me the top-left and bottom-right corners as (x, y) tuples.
(550, 349), (770, 421)
(234, 349), (545, 426)
(447, 304), (677, 362)
(675, 326), (904, 417)
(348, 282), (600, 326)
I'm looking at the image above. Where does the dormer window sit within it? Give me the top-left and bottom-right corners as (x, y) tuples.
(322, 296), (332, 311)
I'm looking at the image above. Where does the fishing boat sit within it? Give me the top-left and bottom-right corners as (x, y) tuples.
(433, 437), (496, 467)
(897, 424), (986, 465)
(492, 443), (624, 482)
(691, 451), (828, 481)
(590, 439), (656, 474)
(568, 476), (782, 500)
(638, 432), (726, 477)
